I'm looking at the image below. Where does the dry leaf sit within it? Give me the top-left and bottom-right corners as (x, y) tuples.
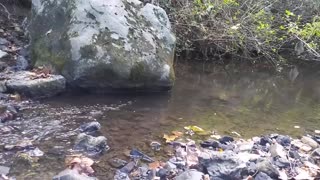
(148, 161), (160, 170)
(163, 134), (178, 143)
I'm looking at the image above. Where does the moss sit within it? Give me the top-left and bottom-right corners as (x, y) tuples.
(129, 62), (146, 82)
(32, 38), (68, 73)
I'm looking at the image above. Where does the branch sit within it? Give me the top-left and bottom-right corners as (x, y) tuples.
(294, 35), (320, 58)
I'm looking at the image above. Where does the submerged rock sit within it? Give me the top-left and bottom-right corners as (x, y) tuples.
(175, 169), (204, 180)
(130, 149), (154, 163)
(74, 133), (109, 156)
(30, 0), (176, 92)
(5, 71), (66, 98)
(79, 121), (101, 134)
(53, 169), (97, 180)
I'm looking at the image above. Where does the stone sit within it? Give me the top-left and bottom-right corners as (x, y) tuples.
(0, 81), (7, 93)
(199, 151), (247, 179)
(53, 169), (97, 180)
(301, 136), (318, 149)
(150, 141), (161, 151)
(255, 172), (273, 180)
(219, 136), (234, 144)
(4, 140), (33, 151)
(276, 135), (291, 146)
(5, 71), (66, 98)
(0, 165), (10, 175)
(175, 169), (204, 180)
(0, 38), (9, 46)
(292, 139), (312, 152)
(255, 159), (279, 179)
(108, 158), (127, 168)
(130, 149), (154, 162)
(0, 50), (8, 59)
(74, 133), (109, 156)
(79, 121), (101, 134)
(30, 0), (176, 92)
(15, 55), (28, 70)
(270, 142), (286, 158)
(120, 161), (136, 174)
(200, 140), (220, 149)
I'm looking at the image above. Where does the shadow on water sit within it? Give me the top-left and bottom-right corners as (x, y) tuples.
(3, 61), (320, 179)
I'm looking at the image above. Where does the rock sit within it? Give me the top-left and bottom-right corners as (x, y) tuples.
(292, 139), (312, 152)
(276, 135), (291, 146)
(259, 136), (271, 146)
(0, 38), (9, 46)
(4, 140), (33, 151)
(109, 158), (127, 168)
(301, 136), (318, 149)
(273, 157), (290, 168)
(0, 50), (8, 59)
(0, 165), (10, 175)
(25, 147), (44, 157)
(30, 0), (176, 92)
(114, 171), (130, 180)
(255, 159), (279, 179)
(175, 169), (204, 180)
(74, 133), (109, 156)
(200, 140), (220, 149)
(130, 149), (154, 162)
(120, 161), (136, 174)
(270, 142), (286, 158)
(157, 168), (168, 179)
(79, 121), (101, 134)
(199, 151), (247, 179)
(255, 172), (273, 180)
(0, 126), (13, 134)
(219, 136), (234, 144)
(15, 55), (28, 70)
(150, 141), (161, 151)
(53, 169), (97, 180)
(5, 71), (66, 98)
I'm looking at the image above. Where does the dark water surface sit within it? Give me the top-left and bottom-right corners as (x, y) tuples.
(2, 62), (320, 179)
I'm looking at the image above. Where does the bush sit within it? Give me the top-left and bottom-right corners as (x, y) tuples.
(159, 0), (320, 65)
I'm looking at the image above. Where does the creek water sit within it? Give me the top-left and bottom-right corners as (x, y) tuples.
(2, 61), (320, 179)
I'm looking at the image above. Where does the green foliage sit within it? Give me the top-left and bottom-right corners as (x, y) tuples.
(160, 0), (320, 64)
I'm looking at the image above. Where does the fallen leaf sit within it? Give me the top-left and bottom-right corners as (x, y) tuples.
(172, 131), (183, 137)
(163, 134), (178, 143)
(184, 126), (204, 133)
(148, 161), (160, 170)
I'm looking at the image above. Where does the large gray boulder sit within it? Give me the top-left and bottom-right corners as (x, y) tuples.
(30, 0), (176, 92)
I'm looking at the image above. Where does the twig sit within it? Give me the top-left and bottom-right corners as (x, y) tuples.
(0, 3), (11, 20)
(294, 35), (320, 58)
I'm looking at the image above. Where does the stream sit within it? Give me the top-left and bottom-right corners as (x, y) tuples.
(2, 61), (320, 179)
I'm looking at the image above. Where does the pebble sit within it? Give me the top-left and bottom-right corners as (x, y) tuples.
(0, 50), (8, 59)
(301, 136), (318, 149)
(291, 139), (312, 152)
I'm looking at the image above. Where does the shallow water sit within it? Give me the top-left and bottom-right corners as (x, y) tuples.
(2, 62), (320, 179)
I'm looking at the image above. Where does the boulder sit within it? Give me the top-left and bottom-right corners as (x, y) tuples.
(74, 133), (109, 156)
(30, 0), (176, 92)
(5, 71), (66, 98)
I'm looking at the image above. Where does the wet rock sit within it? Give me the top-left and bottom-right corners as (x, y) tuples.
(150, 141), (161, 151)
(0, 165), (10, 175)
(199, 151), (247, 179)
(219, 136), (234, 144)
(0, 50), (8, 59)
(79, 122), (101, 134)
(109, 158), (127, 168)
(255, 172), (273, 180)
(175, 169), (204, 180)
(255, 159), (279, 179)
(4, 140), (33, 151)
(200, 140), (220, 149)
(301, 136), (318, 149)
(120, 161), (136, 174)
(130, 149), (154, 162)
(5, 71), (66, 98)
(74, 133), (109, 156)
(53, 169), (97, 180)
(157, 168), (168, 179)
(114, 171), (130, 180)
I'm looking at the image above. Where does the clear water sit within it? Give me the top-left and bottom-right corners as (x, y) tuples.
(2, 62), (320, 179)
